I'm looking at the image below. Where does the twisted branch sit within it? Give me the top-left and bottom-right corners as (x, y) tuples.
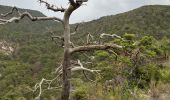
(0, 7), (63, 25)
(0, 12), (63, 25)
(39, 0), (65, 12)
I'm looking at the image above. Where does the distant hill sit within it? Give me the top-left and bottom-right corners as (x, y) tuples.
(76, 5), (170, 39)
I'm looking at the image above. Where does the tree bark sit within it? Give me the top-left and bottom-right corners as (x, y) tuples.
(61, 16), (71, 100)
(61, 50), (71, 100)
(61, 5), (76, 100)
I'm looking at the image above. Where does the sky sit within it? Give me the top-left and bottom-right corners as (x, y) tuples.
(0, 0), (170, 23)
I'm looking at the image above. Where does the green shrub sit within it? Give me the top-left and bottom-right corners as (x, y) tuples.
(139, 36), (154, 46)
(123, 33), (135, 41)
(95, 51), (109, 61)
(72, 85), (88, 100)
(160, 70), (170, 83)
(137, 64), (161, 88)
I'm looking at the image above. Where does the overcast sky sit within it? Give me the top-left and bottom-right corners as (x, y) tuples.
(0, 0), (170, 23)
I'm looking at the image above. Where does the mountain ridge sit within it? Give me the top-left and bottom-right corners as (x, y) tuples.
(75, 5), (170, 39)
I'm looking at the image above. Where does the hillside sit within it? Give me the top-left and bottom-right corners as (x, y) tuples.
(0, 5), (170, 99)
(0, 5), (64, 99)
(76, 5), (170, 39)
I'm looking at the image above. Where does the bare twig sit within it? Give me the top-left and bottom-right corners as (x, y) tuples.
(71, 60), (100, 73)
(53, 64), (63, 75)
(46, 27), (64, 47)
(33, 76), (62, 99)
(99, 33), (126, 43)
(107, 49), (118, 58)
(71, 24), (80, 35)
(86, 32), (94, 44)
(82, 71), (95, 82)
(75, 0), (88, 5)
(51, 35), (62, 39)
(39, 0), (65, 12)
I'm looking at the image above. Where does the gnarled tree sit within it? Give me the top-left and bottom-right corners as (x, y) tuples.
(0, 0), (123, 100)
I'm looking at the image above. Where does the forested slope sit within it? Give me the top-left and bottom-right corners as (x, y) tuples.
(0, 5), (170, 99)
(76, 5), (170, 39)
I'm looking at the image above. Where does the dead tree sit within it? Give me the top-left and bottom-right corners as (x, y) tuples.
(0, 0), (123, 100)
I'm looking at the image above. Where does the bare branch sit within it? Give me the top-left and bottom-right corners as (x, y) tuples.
(0, 12), (63, 24)
(70, 41), (75, 47)
(39, 0), (65, 12)
(70, 43), (123, 54)
(75, 0), (88, 5)
(82, 71), (95, 82)
(53, 64), (63, 75)
(1, 6), (21, 17)
(81, 61), (96, 82)
(51, 36), (63, 39)
(49, 32), (75, 48)
(100, 33), (122, 39)
(86, 32), (94, 44)
(99, 33), (126, 43)
(70, 60), (100, 73)
(71, 24), (80, 35)
(0, 6), (63, 24)
(107, 49), (118, 57)
(47, 28), (64, 47)
(33, 76), (62, 99)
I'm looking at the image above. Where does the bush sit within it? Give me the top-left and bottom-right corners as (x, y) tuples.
(139, 36), (154, 46)
(123, 33), (135, 41)
(72, 85), (88, 100)
(160, 70), (170, 83)
(137, 64), (161, 88)
(95, 51), (109, 61)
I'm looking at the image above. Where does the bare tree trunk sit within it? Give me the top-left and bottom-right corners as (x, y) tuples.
(61, 50), (71, 100)
(61, 5), (73, 100)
